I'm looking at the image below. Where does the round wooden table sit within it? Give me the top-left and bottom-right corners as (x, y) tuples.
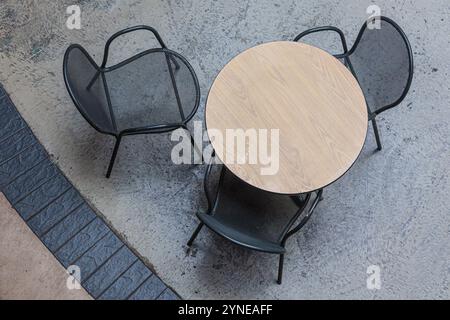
(205, 41), (368, 194)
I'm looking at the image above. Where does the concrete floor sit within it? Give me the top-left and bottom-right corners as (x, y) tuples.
(0, 194), (91, 300)
(0, 0), (449, 299)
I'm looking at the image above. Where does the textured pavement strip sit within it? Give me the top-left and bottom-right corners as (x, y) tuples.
(0, 84), (179, 300)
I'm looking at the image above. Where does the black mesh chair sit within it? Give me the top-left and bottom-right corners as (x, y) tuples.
(63, 26), (201, 177)
(188, 159), (323, 284)
(294, 16), (413, 150)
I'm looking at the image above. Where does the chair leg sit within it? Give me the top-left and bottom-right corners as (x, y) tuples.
(277, 254), (285, 285)
(187, 222), (204, 246)
(181, 125), (203, 164)
(106, 136), (122, 178)
(371, 118), (382, 151)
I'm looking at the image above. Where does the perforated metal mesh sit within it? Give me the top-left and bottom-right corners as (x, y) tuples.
(105, 51), (198, 131)
(65, 48), (198, 134)
(64, 46), (115, 134)
(209, 168), (309, 244)
(348, 20), (411, 113)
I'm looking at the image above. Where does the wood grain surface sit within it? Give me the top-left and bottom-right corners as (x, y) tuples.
(206, 41), (368, 194)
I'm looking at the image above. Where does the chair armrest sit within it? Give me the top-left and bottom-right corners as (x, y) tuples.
(294, 26), (349, 57)
(100, 25), (169, 68)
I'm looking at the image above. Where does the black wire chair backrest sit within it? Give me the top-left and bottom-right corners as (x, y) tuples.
(63, 44), (117, 135)
(346, 16), (414, 114)
(208, 166), (311, 245)
(63, 26), (200, 135)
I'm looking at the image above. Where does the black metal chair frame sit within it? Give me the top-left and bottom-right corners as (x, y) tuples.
(188, 157), (323, 284)
(294, 16), (414, 151)
(63, 26), (202, 177)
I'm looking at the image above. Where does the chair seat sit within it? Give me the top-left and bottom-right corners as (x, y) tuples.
(197, 213), (286, 254)
(195, 168), (310, 254)
(105, 51), (198, 132)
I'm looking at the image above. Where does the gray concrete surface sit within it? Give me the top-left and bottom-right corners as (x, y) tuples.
(0, 0), (449, 299)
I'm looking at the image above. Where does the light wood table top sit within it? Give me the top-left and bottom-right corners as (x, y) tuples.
(206, 41), (368, 194)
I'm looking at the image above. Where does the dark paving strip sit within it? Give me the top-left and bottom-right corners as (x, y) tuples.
(4, 162), (59, 204)
(41, 203), (97, 252)
(16, 174), (72, 220)
(0, 84), (179, 300)
(55, 218), (110, 266)
(157, 287), (180, 300)
(99, 260), (152, 300)
(0, 95), (26, 142)
(128, 274), (168, 300)
(83, 246), (138, 298)
(72, 232), (123, 280)
(27, 188), (84, 236)
(0, 128), (36, 164)
(0, 144), (48, 188)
